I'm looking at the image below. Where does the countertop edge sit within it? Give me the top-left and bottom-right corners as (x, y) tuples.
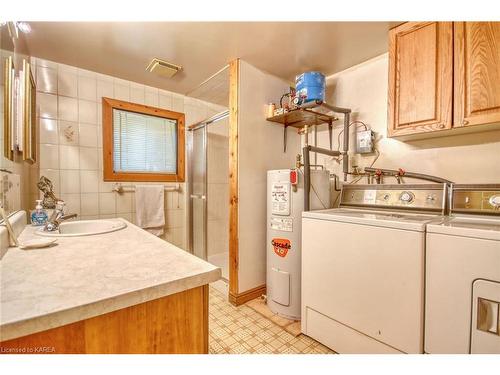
(0, 267), (221, 342)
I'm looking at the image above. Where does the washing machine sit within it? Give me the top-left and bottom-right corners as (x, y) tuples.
(425, 184), (500, 354)
(301, 183), (447, 353)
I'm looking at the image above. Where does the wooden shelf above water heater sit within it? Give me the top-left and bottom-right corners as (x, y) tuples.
(266, 101), (344, 152)
(266, 106), (339, 128)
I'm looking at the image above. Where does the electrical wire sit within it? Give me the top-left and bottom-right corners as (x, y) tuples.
(331, 147), (380, 207)
(279, 93), (290, 108)
(297, 167), (328, 209)
(303, 120), (377, 208)
(349, 120), (369, 130)
(332, 191), (342, 208)
(335, 121), (369, 162)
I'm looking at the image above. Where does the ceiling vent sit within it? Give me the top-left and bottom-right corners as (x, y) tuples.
(146, 58), (182, 78)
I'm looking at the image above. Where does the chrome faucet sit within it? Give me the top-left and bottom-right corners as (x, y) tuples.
(44, 201), (78, 232)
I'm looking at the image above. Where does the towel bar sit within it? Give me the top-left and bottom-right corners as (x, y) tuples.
(111, 183), (181, 195)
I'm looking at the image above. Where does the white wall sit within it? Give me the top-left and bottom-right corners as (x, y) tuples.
(32, 56), (225, 249)
(237, 60), (300, 293)
(309, 53), (500, 188)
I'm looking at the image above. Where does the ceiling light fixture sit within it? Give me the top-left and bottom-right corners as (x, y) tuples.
(2, 21), (31, 37)
(146, 58), (182, 78)
(16, 22), (31, 34)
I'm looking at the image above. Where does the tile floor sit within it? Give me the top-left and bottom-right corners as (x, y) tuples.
(209, 287), (334, 354)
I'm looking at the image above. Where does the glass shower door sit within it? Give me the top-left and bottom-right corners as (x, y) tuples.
(188, 111), (229, 279)
(189, 125), (207, 260)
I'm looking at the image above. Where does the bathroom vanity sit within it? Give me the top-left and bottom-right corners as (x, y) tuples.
(0, 217), (221, 354)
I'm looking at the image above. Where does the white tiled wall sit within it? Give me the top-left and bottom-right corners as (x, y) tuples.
(32, 57), (226, 249)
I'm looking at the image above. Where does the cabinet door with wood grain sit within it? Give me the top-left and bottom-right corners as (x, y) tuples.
(388, 22), (453, 137)
(454, 22), (500, 128)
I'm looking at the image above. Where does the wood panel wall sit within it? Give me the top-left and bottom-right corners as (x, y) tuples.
(228, 59), (240, 300)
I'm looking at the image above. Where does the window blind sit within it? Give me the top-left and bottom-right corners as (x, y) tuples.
(113, 108), (177, 174)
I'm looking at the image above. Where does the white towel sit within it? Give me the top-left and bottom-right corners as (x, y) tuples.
(135, 185), (165, 237)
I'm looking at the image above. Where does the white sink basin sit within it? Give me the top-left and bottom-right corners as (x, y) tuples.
(36, 219), (127, 237)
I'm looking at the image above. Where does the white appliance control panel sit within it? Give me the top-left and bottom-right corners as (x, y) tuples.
(399, 191), (415, 203)
(340, 184), (445, 212)
(452, 185), (500, 214)
(489, 195), (500, 209)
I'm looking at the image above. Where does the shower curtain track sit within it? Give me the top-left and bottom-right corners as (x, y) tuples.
(188, 110), (230, 131)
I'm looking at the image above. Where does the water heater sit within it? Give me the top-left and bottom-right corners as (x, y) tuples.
(266, 168), (330, 320)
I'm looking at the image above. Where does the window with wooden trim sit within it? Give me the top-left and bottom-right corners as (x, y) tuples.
(102, 97), (185, 182)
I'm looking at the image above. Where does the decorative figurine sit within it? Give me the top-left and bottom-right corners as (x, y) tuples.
(37, 176), (60, 209)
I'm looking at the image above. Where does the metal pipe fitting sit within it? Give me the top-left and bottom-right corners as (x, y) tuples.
(342, 112), (350, 181)
(364, 167), (453, 185)
(302, 145), (342, 211)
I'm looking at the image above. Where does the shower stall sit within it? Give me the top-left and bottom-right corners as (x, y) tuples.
(188, 110), (230, 289)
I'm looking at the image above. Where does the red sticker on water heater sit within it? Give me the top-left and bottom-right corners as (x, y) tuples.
(290, 169), (298, 185)
(271, 238), (291, 258)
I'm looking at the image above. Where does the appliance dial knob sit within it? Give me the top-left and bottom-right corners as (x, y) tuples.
(399, 191), (414, 203)
(489, 195), (500, 209)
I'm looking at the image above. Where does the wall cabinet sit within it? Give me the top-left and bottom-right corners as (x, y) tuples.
(454, 22), (500, 128)
(388, 22), (453, 137)
(388, 22), (500, 138)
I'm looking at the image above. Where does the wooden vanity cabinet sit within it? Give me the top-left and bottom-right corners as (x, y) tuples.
(0, 286), (209, 354)
(388, 21), (500, 139)
(454, 22), (500, 128)
(388, 22), (453, 137)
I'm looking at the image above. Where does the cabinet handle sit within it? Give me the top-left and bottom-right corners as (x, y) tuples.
(438, 124), (445, 129)
(462, 120), (469, 126)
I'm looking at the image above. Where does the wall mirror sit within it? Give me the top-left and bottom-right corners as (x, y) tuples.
(3, 55), (14, 161)
(21, 59), (36, 163)
(102, 97), (185, 182)
(1, 22), (35, 217)
(1, 24), (36, 165)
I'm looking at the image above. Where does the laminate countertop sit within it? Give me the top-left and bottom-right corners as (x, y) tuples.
(0, 219), (221, 341)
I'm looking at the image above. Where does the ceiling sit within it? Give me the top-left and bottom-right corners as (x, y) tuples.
(24, 22), (397, 96)
(187, 65), (229, 106)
